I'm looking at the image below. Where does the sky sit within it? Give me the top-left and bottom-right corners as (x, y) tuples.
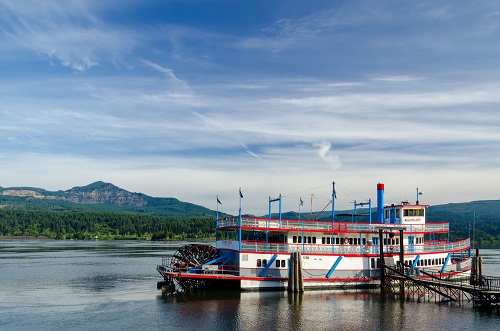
(1, 0), (500, 217)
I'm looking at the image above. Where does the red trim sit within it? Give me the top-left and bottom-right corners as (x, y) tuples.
(219, 221), (448, 234)
(158, 270), (471, 283)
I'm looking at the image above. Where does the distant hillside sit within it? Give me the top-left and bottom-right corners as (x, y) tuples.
(0, 181), (215, 218)
(427, 200), (500, 244)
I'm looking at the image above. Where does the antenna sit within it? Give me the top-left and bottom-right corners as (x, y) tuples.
(416, 187), (424, 204)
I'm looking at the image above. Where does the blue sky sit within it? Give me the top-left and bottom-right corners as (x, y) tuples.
(1, 0), (500, 216)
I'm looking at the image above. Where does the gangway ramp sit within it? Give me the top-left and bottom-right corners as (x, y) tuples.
(383, 264), (500, 307)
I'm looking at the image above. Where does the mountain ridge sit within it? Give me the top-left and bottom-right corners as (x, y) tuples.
(0, 181), (215, 218)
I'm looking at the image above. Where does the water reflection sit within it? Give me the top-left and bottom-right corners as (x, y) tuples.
(1, 241), (499, 331)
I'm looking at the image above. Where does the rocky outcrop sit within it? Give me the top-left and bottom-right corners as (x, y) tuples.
(1, 181), (149, 207)
(64, 182), (148, 206)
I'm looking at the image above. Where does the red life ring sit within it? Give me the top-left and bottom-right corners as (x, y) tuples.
(389, 246), (394, 252)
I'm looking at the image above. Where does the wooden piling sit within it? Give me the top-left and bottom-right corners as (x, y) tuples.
(476, 249), (482, 278)
(288, 252), (304, 292)
(288, 252), (295, 292)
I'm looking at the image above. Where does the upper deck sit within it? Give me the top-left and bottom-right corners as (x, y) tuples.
(217, 216), (449, 234)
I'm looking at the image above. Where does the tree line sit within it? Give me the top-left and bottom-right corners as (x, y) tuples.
(1, 208), (498, 244)
(0, 209), (216, 240)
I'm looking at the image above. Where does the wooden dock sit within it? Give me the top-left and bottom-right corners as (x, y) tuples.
(383, 264), (500, 308)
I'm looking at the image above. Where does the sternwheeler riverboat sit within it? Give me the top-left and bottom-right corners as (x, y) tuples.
(157, 183), (472, 291)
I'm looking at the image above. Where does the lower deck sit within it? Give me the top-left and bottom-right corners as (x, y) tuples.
(158, 249), (472, 291)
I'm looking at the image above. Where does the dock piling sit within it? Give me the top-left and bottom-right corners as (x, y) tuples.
(288, 252), (304, 292)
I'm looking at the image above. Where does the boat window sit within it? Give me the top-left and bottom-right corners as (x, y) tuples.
(385, 210), (389, 219)
(307, 237), (312, 244)
(335, 237), (339, 245)
(312, 237), (316, 244)
(396, 209), (400, 218)
(293, 236), (297, 243)
(257, 259), (261, 267)
(281, 260), (285, 268)
(298, 236), (302, 243)
(371, 258), (375, 268)
(396, 238), (399, 245)
(276, 260), (280, 268)
(327, 237), (331, 244)
(363, 238), (367, 245)
(322, 237), (326, 244)
(262, 259), (267, 267)
(404, 208), (425, 217)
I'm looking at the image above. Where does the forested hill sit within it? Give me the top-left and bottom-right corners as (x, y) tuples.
(0, 181), (499, 244)
(0, 181), (214, 217)
(427, 200), (500, 245)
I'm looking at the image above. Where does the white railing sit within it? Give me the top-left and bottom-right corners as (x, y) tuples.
(217, 216), (449, 233)
(239, 238), (470, 255)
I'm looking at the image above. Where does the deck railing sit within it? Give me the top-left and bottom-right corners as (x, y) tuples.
(238, 238), (470, 255)
(217, 217), (449, 233)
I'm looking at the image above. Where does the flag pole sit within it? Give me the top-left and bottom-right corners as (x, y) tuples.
(299, 197), (301, 221)
(332, 181), (336, 223)
(310, 194), (314, 220)
(216, 195), (219, 222)
(238, 187), (243, 219)
(238, 188), (243, 251)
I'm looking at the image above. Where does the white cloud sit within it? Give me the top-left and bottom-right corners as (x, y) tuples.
(0, 0), (136, 70)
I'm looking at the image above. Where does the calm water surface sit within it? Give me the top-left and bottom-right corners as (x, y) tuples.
(0, 240), (499, 331)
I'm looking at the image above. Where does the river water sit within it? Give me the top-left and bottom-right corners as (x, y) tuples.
(0, 240), (499, 331)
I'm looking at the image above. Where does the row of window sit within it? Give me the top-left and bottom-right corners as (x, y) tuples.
(409, 257), (447, 267)
(256, 259), (286, 268)
(384, 208), (425, 219)
(257, 256), (444, 269)
(370, 257), (447, 268)
(292, 236), (424, 246)
(292, 236), (317, 244)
